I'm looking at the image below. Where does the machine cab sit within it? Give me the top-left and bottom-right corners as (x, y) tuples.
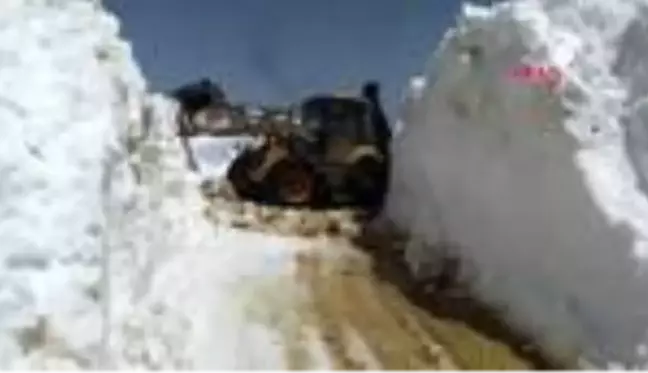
(299, 96), (374, 143)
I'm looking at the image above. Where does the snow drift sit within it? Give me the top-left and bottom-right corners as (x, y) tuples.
(386, 0), (648, 368)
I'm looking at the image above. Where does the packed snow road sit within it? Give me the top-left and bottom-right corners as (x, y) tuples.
(182, 181), (551, 370)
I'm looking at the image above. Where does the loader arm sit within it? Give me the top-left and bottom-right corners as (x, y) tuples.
(178, 103), (316, 142)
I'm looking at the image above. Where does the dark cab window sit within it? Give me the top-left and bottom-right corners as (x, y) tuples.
(300, 97), (371, 139)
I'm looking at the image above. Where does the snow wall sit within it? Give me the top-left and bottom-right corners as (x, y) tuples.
(385, 0), (648, 368)
(0, 0), (218, 368)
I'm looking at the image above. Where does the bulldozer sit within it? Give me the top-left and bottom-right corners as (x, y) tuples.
(173, 79), (391, 209)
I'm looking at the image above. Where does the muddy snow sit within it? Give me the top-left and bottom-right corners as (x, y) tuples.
(189, 181), (554, 369)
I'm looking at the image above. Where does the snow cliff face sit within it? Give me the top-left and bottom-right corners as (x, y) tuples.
(0, 0), (216, 368)
(386, 0), (648, 368)
(0, 0), (140, 367)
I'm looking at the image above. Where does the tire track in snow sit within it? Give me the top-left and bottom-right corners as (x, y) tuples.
(197, 180), (552, 369)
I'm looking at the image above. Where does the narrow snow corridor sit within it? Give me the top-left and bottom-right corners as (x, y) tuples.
(6, 0), (648, 369)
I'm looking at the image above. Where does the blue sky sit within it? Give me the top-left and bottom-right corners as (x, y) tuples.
(105, 0), (461, 117)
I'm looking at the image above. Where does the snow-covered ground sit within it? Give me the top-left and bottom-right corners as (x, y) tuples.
(385, 0), (648, 368)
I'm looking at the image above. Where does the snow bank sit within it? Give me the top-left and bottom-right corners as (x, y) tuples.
(0, 0), (220, 368)
(385, 0), (648, 368)
(0, 0), (145, 367)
